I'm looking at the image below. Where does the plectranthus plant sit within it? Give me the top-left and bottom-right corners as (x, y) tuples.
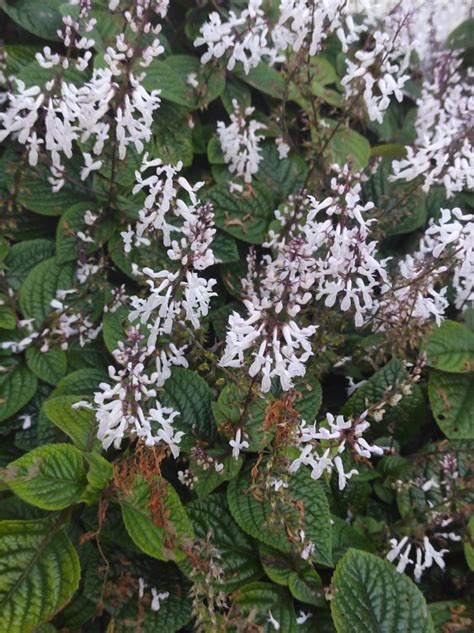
(0, 0), (472, 631)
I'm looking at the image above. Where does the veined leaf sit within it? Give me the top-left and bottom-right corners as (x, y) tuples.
(331, 549), (434, 633)
(5, 443), (87, 510)
(0, 518), (80, 633)
(120, 475), (194, 562)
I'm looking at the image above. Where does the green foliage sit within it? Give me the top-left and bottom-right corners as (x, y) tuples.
(428, 371), (474, 439)
(0, 4), (472, 632)
(0, 518), (80, 633)
(120, 475), (194, 562)
(331, 549), (434, 633)
(4, 444), (88, 510)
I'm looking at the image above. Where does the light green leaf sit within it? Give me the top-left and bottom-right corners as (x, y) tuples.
(0, 363), (37, 423)
(120, 475), (194, 562)
(424, 321), (474, 373)
(26, 345), (67, 386)
(428, 371), (474, 439)
(0, 518), (80, 633)
(288, 568), (324, 607)
(212, 382), (275, 452)
(331, 549), (434, 633)
(235, 63), (286, 98)
(323, 120), (371, 171)
(5, 443), (87, 510)
(43, 395), (99, 451)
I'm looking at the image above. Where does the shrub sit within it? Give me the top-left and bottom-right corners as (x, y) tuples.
(0, 1), (473, 632)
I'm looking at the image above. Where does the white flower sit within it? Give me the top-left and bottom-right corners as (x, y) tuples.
(229, 428), (249, 459)
(217, 100), (266, 183)
(80, 153), (102, 181)
(150, 589), (169, 612)
(267, 610), (280, 631)
(275, 137), (290, 159)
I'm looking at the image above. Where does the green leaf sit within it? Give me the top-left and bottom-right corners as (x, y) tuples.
(52, 368), (107, 397)
(205, 181), (274, 244)
(428, 371), (474, 439)
(331, 514), (374, 563)
(5, 239), (55, 291)
(288, 568), (324, 607)
(464, 516), (474, 572)
(259, 544), (293, 586)
(0, 297), (16, 330)
(19, 258), (75, 326)
(0, 0), (63, 41)
(56, 203), (114, 264)
(212, 230), (240, 264)
(207, 136), (225, 164)
(82, 452), (113, 503)
(342, 359), (425, 444)
(235, 63), (286, 98)
(120, 475), (194, 562)
(424, 321), (474, 373)
(192, 451), (243, 498)
(331, 549), (434, 633)
(234, 582), (298, 632)
(165, 55), (225, 107)
(153, 103), (194, 167)
(5, 443), (87, 510)
(446, 18), (474, 50)
(160, 367), (215, 449)
(256, 142), (307, 201)
(212, 383), (275, 452)
(323, 121), (371, 171)
(26, 345), (67, 386)
(0, 363), (37, 423)
(5, 159), (89, 216)
(182, 493), (261, 590)
(293, 375), (323, 424)
(43, 396), (99, 452)
(227, 465), (332, 566)
(222, 76), (252, 113)
(0, 518), (80, 633)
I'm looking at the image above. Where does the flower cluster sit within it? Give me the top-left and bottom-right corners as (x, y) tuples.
(391, 54), (474, 198)
(93, 327), (183, 453)
(288, 412), (383, 490)
(217, 100), (266, 183)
